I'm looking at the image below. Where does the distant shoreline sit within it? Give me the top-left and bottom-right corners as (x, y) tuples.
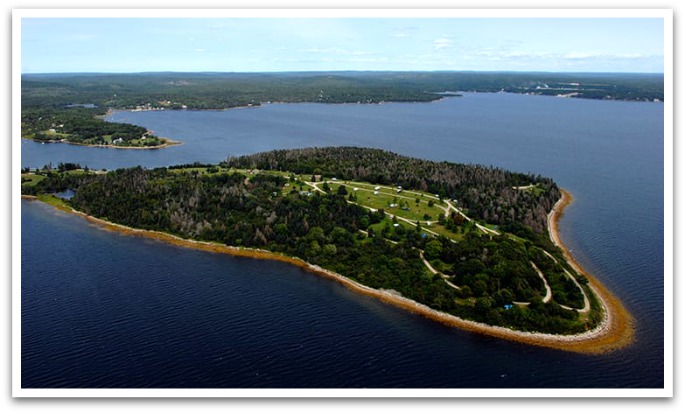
(22, 188), (633, 354)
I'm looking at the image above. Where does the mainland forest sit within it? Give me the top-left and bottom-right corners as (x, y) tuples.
(21, 71), (663, 148)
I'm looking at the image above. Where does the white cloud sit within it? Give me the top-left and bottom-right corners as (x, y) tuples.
(614, 53), (645, 59)
(391, 26), (418, 38)
(194, 48), (206, 53)
(346, 57), (389, 63)
(299, 47), (374, 56)
(300, 47), (329, 53)
(472, 49), (554, 60)
(433, 37), (453, 50)
(564, 51), (602, 60)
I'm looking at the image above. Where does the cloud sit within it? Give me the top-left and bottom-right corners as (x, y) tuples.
(472, 49), (554, 60)
(563, 51), (602, 60)
(299, 47), (330, 53)
(433, 37), (453, 50)
(391, 26), (418, 38)
(194, 48), (206, 53)
(609, 53), (650, 60)
(299, 47), (374, 56)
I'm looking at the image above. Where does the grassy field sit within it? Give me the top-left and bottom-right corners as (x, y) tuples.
(36, 193), (72, 212)
(21, 173), (46, 187)
(303, 179), (471, 242)
(43, 130), (70, 139)
(327, 181), (445, 222)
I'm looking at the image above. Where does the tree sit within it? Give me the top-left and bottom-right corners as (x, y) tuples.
(330, 226), (353, 246)
(472, 279), (488, 297)
(475, 296), (493, 314)
(307, 226), (326, 243)
(424, 240), (443, 261)
(458, 285), (473, 298)
(323, 244), (337, 256)
(337, 185), (348, 196)
(305, 240), (322, 259)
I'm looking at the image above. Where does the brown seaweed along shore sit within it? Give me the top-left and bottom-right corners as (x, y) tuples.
(22, 189), (634, 354)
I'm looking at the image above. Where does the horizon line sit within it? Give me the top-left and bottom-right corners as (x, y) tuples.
(21, 69), (665, 76)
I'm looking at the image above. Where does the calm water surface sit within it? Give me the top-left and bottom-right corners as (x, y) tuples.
(21, 93), (664, 388)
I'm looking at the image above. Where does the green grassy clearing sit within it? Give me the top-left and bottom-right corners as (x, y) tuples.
(36, 193), (72, 212)
(43, 130), (70, 138)
(327, 182), (444, 222)
(21, 173), (46, 187)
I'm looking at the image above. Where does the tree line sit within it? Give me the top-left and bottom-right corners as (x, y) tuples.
(224, 147), (561, 234)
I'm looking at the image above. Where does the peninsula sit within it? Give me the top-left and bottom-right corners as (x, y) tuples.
(21, 106), (175, 149)
(22, 147), (633, 353)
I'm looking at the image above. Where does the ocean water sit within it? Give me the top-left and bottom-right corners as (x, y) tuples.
(21, 93), (664, 388)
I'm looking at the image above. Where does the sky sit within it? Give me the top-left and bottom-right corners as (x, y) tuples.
(20, 15), (665, 74)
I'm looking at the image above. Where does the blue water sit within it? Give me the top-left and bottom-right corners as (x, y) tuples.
(21, 93), (664, 388)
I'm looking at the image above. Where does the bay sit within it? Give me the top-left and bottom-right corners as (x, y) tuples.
(21, 93), (664, 388)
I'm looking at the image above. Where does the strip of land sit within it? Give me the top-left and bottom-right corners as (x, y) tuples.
(23, 187), (634, 354)
(26, 136), (182, 150)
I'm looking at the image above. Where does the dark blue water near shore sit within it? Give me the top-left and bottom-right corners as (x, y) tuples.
(21, 93), (664, 388)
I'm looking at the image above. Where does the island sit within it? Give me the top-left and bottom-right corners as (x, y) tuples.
(21, 146), (634, 353)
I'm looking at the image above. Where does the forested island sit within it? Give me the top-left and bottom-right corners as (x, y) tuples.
(21, 71), (663, 149)
(21, 147), (633, 351)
